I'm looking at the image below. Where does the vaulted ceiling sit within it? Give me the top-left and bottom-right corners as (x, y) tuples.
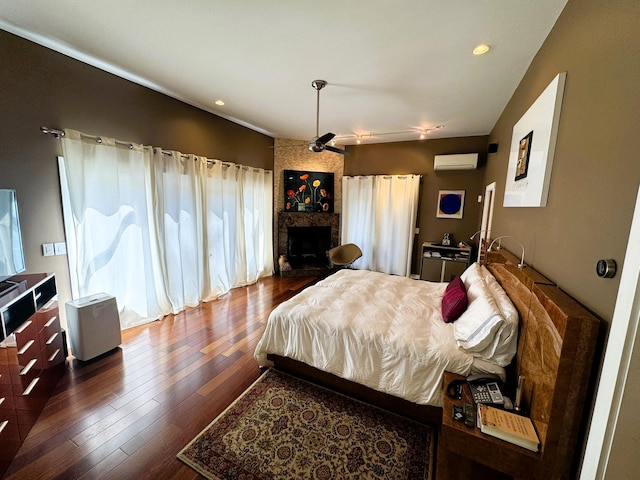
(0, 0), (568, 144)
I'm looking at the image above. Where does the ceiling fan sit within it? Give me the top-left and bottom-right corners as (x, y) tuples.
(305, 80), (349, 156)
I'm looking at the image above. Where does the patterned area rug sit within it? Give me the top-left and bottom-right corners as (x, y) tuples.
(177, 368), (434, 479)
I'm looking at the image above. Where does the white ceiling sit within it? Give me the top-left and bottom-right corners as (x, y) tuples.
(0, 0), (567, 145)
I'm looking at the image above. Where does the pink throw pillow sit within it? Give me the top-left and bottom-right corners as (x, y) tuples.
(441, 276), (468, 323)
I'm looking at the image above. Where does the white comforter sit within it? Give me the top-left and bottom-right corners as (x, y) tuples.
(254, 269), (476, 406)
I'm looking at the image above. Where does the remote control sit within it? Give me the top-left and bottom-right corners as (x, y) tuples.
(452, 405), (464, 422)
(463, 402), (475, 427)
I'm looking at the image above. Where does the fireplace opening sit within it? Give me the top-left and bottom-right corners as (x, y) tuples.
(287, 226), (331, 267)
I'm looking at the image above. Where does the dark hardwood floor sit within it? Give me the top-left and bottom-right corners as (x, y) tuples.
(4, 274), (320, 480)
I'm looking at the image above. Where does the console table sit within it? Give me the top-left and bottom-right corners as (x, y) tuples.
(420, 242), (472, 282)
(0, 273), (65, 476)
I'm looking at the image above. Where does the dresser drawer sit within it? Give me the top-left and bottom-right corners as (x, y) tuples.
(16, 337), (42, 370)
(35, 303), (59, 332)
(13, 378), (50, 413)
(13, 317), (39, 352)
(0, 409), (21, 447)
(0, 383), (15, 410)
(0, 364), (11, 384)
(14, 360), (41, 393)
(42, 332), (65, 369)
(38, 316), (61, 347)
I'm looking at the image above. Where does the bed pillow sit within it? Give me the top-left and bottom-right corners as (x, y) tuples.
(476, 265), (519, 365)
(480, 265), (518, 325)
(453, 271), (505, 353)
(441, 276), (468, 323)
(460, 262), (487, 303)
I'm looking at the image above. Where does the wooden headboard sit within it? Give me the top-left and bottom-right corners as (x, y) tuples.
(487, 263), (600, 479)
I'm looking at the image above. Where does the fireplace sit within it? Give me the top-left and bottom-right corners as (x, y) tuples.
(277, 212), (340, 276)
(287, 226), (331, 267)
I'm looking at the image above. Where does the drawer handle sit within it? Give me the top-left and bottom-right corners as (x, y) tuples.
(18, 339), (35, 355)
(20, 358), (37, 376)
(46, 332), (59, 345)
(15, 320), (32, 334)
(35, 292), (42, 300)
(45, 316), (58, 328)
(23, 377), (39, 396)
(48, 349), (61, 362)
(0, 420), (8, 434)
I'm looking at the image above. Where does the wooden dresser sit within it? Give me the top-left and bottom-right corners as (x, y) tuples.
(0, 273), (65, 477)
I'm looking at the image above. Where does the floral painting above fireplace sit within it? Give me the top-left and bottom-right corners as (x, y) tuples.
(284, 170), (334, 212)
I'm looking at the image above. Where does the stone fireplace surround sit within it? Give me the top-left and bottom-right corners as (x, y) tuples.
(277, 212), (340, 276)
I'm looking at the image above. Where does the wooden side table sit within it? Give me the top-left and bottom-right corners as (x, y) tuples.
(437, 372), (542, 480)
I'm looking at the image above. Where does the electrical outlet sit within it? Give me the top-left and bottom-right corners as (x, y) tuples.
(42, 243), (54, 256)
(54, 242), (67, 255)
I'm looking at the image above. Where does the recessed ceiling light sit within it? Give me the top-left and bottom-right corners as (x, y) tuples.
(473, 44), (491, 55)
(214, 99), (225, 106)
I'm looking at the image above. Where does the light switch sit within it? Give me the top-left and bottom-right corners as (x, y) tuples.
(42, 243), (54, 256)
(54, 242), (67, 255)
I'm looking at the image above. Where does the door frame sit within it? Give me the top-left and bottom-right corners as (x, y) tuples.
(579, 185), (640, 479)
(478, 182), (496, 262)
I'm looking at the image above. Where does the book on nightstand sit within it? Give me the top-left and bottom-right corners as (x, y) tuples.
(477, 404), (540, 452)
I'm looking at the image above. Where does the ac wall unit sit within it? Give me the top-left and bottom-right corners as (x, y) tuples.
(434, 153), (478, 171)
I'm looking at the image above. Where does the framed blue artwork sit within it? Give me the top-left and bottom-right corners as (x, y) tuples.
(437, 190), (465, 219)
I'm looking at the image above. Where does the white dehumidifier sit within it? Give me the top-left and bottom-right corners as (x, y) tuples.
(65, 293), (122, 361)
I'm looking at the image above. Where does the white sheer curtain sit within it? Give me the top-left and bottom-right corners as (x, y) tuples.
(203, 160), (274, 296)
(60, 129), (273, 329)
(341, 174), (420, 276)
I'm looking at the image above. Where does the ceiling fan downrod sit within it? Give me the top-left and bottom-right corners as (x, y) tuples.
(311, 80), (327, 140)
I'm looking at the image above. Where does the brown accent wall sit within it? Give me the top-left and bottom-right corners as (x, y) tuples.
(345, 136), (489, 274)
(2, 0), (637, 325)
(0, 31), (274, 321)
(484, 0), (640, 321)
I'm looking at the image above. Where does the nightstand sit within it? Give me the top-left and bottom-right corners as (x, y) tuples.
(437, 372), (542, 480)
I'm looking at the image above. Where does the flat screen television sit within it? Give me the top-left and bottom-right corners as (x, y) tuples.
(0, 189), (26, 286)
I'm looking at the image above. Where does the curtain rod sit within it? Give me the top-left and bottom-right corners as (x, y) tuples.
(343, 174), (423, 179)
(40, 126), (263, 171)
(40, 126), (65, 138)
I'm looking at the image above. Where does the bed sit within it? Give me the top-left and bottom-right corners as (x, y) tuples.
(254, 262), (519, 408)
(254, 258), (601, 478)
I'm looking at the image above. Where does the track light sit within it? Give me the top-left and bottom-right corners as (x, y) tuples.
(337, 124), (444, 144)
